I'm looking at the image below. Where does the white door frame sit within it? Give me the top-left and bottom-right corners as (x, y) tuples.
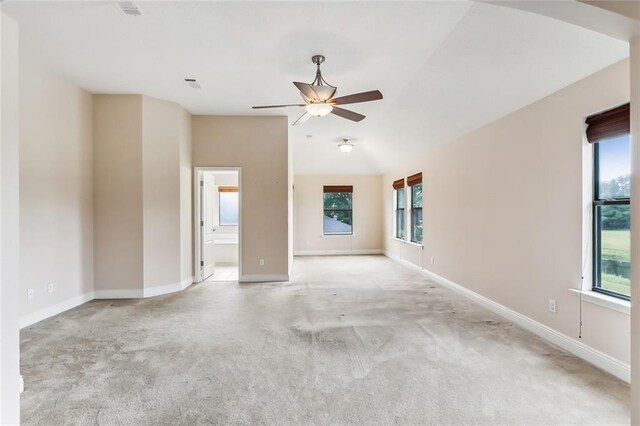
(194, 167), (242, 282)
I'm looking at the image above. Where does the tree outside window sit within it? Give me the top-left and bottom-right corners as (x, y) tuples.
(594, 134), (630, 299)
(323, 191), (353, 235)
(396, 188), (405, 239)
(411, 184), (422, 243)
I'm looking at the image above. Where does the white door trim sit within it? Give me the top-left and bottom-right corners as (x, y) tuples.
(193, 167), (242, 283)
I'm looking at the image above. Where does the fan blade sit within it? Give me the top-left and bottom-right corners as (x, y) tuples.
(331, 107), (365, 122)
(293, 82), (319, 102)
(331, 90), (383, 106)
(252, 104), (305, 109)
(293, 112), (312, 126)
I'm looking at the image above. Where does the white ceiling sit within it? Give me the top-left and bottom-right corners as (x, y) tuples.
(4, 1), (628, 175)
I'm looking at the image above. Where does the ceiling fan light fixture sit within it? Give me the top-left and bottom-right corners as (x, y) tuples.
(311, 85), (336, 101)
(305, 102), (333, 117)
(252, 55), (383, 126)
(339, 139), (354, 153)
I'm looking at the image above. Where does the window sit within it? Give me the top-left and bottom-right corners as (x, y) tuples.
(219, 186), (239, 226)
(323, 185), (353, 235)
(587, 104), (630, 300)
(408, 173), (423, 243)
(393, 179), (405, 239)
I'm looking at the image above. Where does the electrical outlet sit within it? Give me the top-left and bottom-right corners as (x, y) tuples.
(27, 289), (34, 300)
(430, 256), (435, 265)
(47, 283), (55, 294)
(548, 299), (557, 313)
(259, 259), (265, 266)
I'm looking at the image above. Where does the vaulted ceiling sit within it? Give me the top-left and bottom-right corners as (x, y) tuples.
(5, 1), (628, 174)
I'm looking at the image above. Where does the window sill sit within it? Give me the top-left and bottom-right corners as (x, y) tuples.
(568, 288), (630, 315)
(322, 234), (354, 239)
(391, 238), (423, 248)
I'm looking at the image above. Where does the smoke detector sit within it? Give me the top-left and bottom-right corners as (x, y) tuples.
(116, 2), (142, 17)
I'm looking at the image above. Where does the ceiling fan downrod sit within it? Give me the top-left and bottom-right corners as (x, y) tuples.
(310, 55), (333, 88)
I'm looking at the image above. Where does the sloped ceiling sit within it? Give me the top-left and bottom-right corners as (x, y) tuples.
(5, 1), (628, 174)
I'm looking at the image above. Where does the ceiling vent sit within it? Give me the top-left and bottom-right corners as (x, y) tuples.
(185, 79), (201, 89)
(117, 2), (142, 17)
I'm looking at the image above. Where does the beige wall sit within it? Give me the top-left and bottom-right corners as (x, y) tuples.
(294, 175), (383, 254)
(94, 95), (192, 295)
(19, 55), (94, 316)
(384, 59), (630, 365)
(142, 96), (182, 290)
(192, 116), (289, 280)
(93, 95), (144, 294)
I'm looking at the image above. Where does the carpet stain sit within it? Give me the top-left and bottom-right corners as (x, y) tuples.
(20, 255), (629, 425)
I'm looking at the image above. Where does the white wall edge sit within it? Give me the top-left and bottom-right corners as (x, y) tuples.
(239, 274), (289, 283)
(94, 289), (144, 299)
(294, 249), (383, 256)
(385, 252), (631, 383)
(19, 291), (95, 329)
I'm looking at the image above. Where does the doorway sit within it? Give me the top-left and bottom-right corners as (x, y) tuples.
(194, 167), (241, 282)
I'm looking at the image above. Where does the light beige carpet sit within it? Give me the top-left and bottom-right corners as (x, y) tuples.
(20, 255), (629, 425)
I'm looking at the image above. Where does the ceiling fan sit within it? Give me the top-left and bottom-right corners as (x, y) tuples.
(252, 55), (383, 126)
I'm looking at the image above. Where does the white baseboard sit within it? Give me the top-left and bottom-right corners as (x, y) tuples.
(94, 289), (144, 299)
(99, 277), (195, 299)
(20, 277), (196, 329)
(295, 249), (383, 256)
(20, 291), (95, 329)
(143, 276), (194, 298)
(144, 283), (180, 298)
(385, 253), (631, 383)
(239, 274), (289, 283)
(181, 276), (194, 290)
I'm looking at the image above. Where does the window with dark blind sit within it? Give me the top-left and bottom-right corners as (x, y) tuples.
(587, 104), (630, 300)
(323, 185), (353, 235)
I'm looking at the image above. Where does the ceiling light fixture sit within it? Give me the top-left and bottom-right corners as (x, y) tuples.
(338, 138), (354, 153)
(305, 102), (333, 117)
